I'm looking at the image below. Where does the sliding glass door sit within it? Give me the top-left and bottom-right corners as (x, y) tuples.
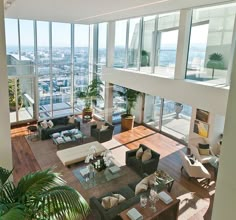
(144, 95), (192, 142)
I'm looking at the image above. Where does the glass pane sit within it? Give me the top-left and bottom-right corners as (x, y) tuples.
(38, 69), (51, 119)
(140, 16), (156, 73)
(98, 23), (107, 68)
(114, 20), (127, 68)
(8, 79), (17, 123)
(186, 3), (236, 85)
(162, 100), (192, 142)
(37, 21), (50, 65)
(37, 21), (51, 119)
(20, 20), (35, 63)
(52, 22), (71, 65)
(154, 12), (180, 78)
(18, 77), (35, 121)
(51, 73), (73, 118)
(128, 18), (140, 69)
(74, 24), (89, 114)
(113, 85), (126, 124)
(143, 95), (161, 130)
(5, 19), (19, 76)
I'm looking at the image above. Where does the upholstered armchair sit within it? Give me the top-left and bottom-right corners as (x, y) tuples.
(179, 151), (211, 182)
(126, 144), (160, 175)
(188, 137), (215, 164)
(90, 122), (114, 143)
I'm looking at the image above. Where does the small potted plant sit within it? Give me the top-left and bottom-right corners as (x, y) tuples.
(76, 77), (104, 120)
(118, 87), (141, 130)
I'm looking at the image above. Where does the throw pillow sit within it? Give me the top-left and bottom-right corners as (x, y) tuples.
(47, 120), (54, 128)
(142, 149), (152, 162)
(112, 194), (126, 203)
(40, 120), (48, 129)
(189, 158), (195, 165)
(101, 196), (119, 209)
(136, 147), (143, 159)
(100, 125), (109, 131)
(56, 137), (64, 144)
(64, 136), (71, 142)
(52, 132), (60, 138)
(68, 115), (75, 124)
(199, 148), (210, 155)
(135, 177), (149, 195)
(96, 121), (105, 129)
(198, 143), (210, 149)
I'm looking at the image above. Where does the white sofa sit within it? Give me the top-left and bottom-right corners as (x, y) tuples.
(179, 151), (211, 181)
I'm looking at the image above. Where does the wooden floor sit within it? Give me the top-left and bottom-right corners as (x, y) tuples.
(11, 123), (214, 220)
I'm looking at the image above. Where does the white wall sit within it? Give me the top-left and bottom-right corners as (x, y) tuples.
(212, 24), (236, 219)
(102, 67), (229, 116)
(188, 108), (225, 146)
(0, 1), (12, 170)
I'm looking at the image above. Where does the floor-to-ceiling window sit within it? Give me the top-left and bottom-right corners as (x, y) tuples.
(154, 12), (180, 78)
(94, 23), (107, 119)
(114, 20), (127, 68)
(5, 19), (36, 123)
(51, 22), (72, 117)
(161, 100), (192, 142)
(186, 3), (236, 85)
(143, 95), (161, 130)
(127, 18), (141, 69)
(143, 95), (192, 142)
(140, 16), (156, 73)
(74, 24), (89, 113)
(5, 18), (90, 123)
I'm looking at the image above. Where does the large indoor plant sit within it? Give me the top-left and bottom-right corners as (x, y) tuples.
(0, 167), (90, 220)
(76, 77), (104, 120)
(118, 87), (141, 130)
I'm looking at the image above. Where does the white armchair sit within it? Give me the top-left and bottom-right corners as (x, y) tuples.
(179, 151), (211, 182)
(188, 137), (215, 164)
(189, 145), (214, 164)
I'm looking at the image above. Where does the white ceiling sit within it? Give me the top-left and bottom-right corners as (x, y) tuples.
(4, 0), (232, 24)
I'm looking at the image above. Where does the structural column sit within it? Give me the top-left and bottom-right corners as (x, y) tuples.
(175, 9), (192, 79)
(104, 21), (115, 123)
(0, 1), (13, 170)
(212, 33), (236, 219)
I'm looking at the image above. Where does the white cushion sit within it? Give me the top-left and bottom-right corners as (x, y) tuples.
(68, 116), (75, 124)
(40, 120), (48, 129)
(52, 132), (60, 138)
(56, 137), (64, 144)
(64, 136), (72, 142)
(100, 125), (109, 131)
(47, 120), (54, 128)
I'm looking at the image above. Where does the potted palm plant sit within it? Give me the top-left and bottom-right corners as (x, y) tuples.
(206, 52), (224, 79)
(0, 167), (90, 220)
(118, 87), (141, 130)
(76, 77), (104, 120)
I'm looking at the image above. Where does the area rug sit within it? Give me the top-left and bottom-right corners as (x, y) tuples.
(171, 181), (210, 220)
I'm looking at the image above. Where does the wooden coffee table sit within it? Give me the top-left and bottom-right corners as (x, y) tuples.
(119, 191), (179, 220)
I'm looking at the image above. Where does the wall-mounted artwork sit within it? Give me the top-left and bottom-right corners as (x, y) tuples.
(193, 120), (209, 138)
(196, 109), (209, 123)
